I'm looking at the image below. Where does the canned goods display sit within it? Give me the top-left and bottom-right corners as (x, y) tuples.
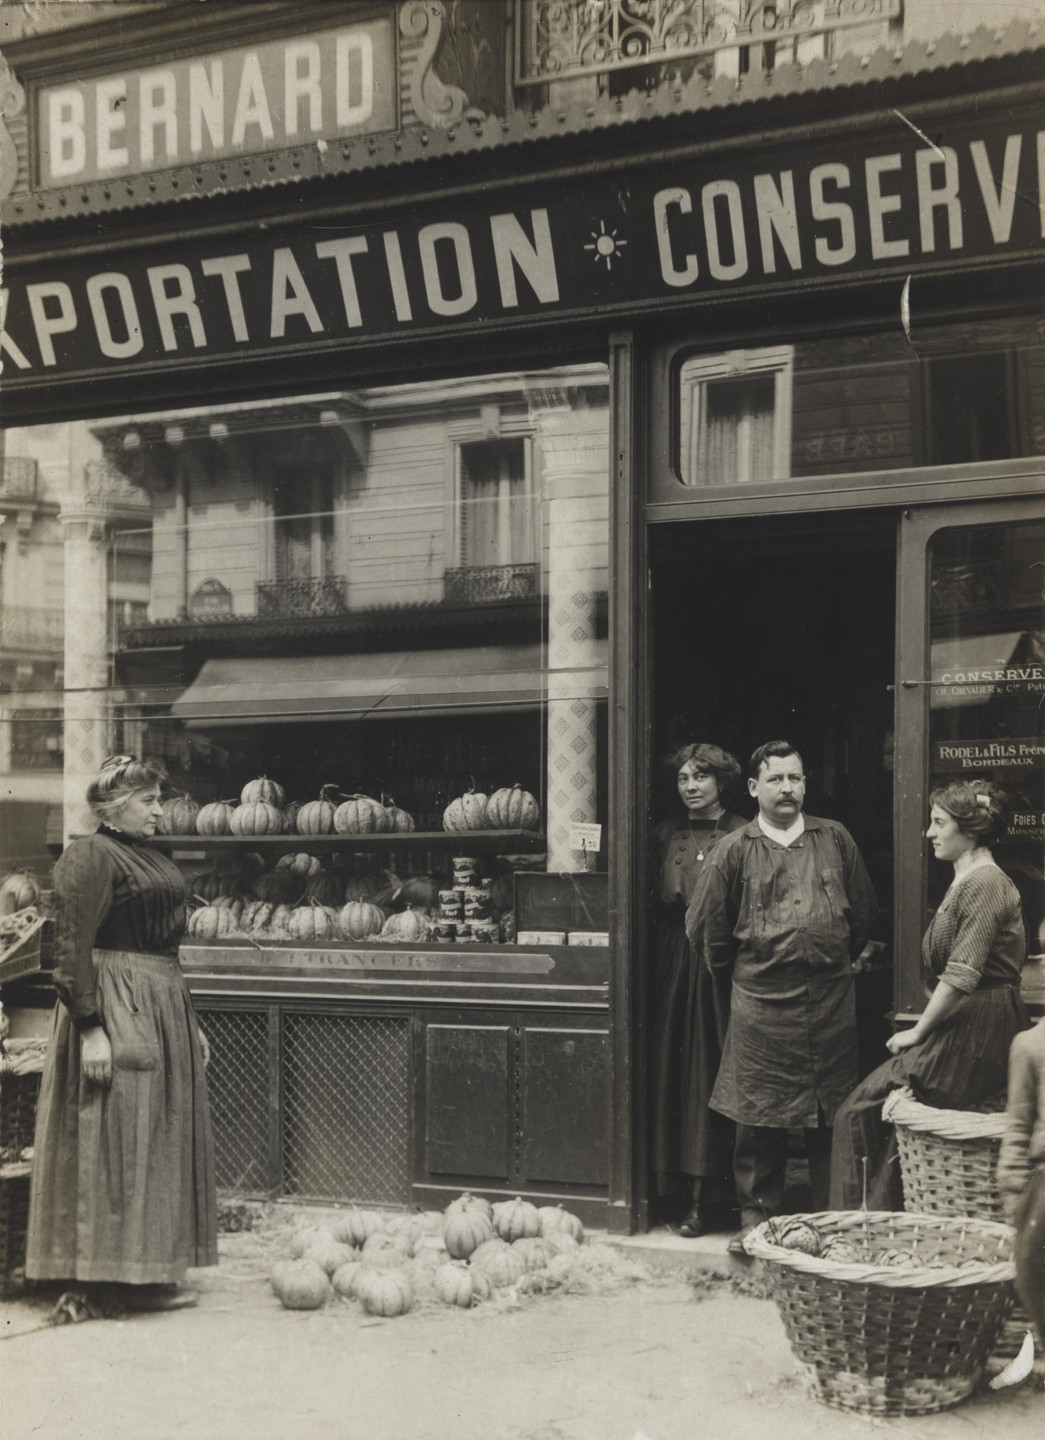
(428, 920), (456, 942)
(471, 920), (498, 943)
(463, 887), (491, 919)
(454, 922), (474, 941)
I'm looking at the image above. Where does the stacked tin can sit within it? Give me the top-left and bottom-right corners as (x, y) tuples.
(426, 857), (497, 942)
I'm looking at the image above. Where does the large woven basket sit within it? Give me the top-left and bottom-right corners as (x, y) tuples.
(744, 1210), (1015, 1416)
(882, 1087), (1005, 1220)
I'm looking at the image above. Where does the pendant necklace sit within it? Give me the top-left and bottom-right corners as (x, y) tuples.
(687, 807), (724, 861)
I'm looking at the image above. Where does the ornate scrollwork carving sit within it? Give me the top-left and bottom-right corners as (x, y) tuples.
(0, 54), (26, 201)
(400, 1), (471, 127)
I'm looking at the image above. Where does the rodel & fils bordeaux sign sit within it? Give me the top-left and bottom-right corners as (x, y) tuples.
(1, 118), (1042, 389)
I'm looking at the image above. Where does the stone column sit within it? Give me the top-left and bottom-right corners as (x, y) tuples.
(58, 504), (112, 843)
(529, 384), (609, 872)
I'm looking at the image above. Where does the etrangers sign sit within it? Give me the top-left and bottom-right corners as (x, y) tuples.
(2, 118), (1042, 389)
(36, 17), (395, 186)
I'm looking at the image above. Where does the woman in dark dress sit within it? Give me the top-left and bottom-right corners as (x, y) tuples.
(27, 756), (217, 1311)
(830, 779), (1030, 1211)
(650, 742), (745, 1235)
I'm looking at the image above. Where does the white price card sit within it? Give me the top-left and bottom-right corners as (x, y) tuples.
(569, 822), (603, 853)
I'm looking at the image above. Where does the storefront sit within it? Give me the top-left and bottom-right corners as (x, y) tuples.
(1, 2), (1041, 1232)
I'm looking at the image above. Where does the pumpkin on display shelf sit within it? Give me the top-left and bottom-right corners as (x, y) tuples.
(276, 852), (322, 881)
(442, 782), (488, 833)
(378, 907), (428, 942)
(196, 800), (236, 835)
(230, 800), (284, 836)
(333, 794), (390, 835)
(296, 785), (339, 836)
(343, 870), (397, 906)
(240, 776), (286, 808)
(186, 904), (240, 941)
(270, 1258), (330, 1310)
(155, 793), (200, 835)
(433, 1261), (492, 1309)
(267, 903), (294, 937)
(392, 875), (439, 913)
(250, 871), (301, 906)
(281, 800), (302, 832)
(337, 900), (385, 942)
(485, 784), (540, 831)
(286, 903), (338, 943)
(189, 869), (235, 903)
(356, 1266), (414, 1317)
(239, 900), (275, 935)
(302, 871), (343, 908)
(381, 795), (416, 833)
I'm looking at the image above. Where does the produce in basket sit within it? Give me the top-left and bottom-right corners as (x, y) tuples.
(765, 1217), (821, 1256)
(0, 869), (41, 915)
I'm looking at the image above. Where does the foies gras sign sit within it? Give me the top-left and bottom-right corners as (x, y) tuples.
(2, 119), (1042, 389)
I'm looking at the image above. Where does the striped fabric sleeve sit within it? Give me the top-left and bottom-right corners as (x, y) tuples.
(937, 870), (1007, 994)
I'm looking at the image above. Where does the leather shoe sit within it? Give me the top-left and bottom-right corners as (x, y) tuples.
(679, 1206), (710, 1239)
(727, 1227), (755, 1258)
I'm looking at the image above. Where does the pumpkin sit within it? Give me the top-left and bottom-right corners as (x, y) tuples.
(287, 1225), (328, 1260)
(276, 852), (323, 881)
(433, 1261), (492, 1308)
(381, 796), (415, 833)
(539, 1229), (579, 1258)
(471, 1239), (527, 1288)
(333, 794), (390, 835)
(356, 1266), (414, 1317)
(821, 1237), (864, 1263)
(331, 1258), (363, 1298)
(196, 800), (236, 835)
(186, 903), (239, 940)
(251, 871), (301, 905)
(281, 801), (302, 832)
(360, 1232), (410, 1270)
(443, 1208), (495, 1260)
(303, 1234), (358, 1277)
(329, 1208), (386, 1248)
(379, 907), (428, 942)
(240, 776), (286, 807)
(511, 1236), (555, 1271)
(337, 900), (385, 942)
(303, 871), (344, 908)
(156, 794), (200, 835)
(442, 783), (488, 833)
(286, 903), (338, 943)
(485, 783), (540, 831)
(343, 870), (396, 906)
(766, 1218), (821, 1256)
(296, 785), (339, 836)
(537, 1205), (584, 1244)
(190, 869), (235, 903)
(393, 875), (440, 912)
(230, 800), (284, 836)
(445, 1192), (494, 1223)
(239, 900), (274, 934)
(270, 1258), (331, 1310)
(493, 1196), (542, 1243)
(267, 903), (294, 937)
(387, 1211), (445, 1258)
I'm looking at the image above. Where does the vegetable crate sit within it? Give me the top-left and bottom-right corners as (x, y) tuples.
(744, 1211), (1015, 1417)
(0, 911), (52, 984)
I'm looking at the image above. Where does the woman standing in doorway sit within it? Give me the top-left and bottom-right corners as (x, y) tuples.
(830, 778), (1030, 1211)
(26, 755), (217, 1313)
(650, 743), (746, 1235)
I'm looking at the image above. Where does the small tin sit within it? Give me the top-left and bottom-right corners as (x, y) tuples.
(463, 887), (491, 920)
(454, 921), (474, 941)
(471, 920), (498, 943)
(430, 920), (456, 942)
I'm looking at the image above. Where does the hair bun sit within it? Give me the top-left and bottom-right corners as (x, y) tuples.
(100, 754), (137, 773)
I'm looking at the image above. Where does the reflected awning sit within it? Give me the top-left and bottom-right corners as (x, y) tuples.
(170, 643), (607, 727)
(930, 631), (1027, 709)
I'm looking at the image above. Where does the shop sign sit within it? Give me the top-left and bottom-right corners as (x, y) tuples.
(931, 665), (1045, 705)
(932, 738), (1045, 771)
(189, 579), (234, 618)
(1005, 811), (1045, 842)
(2, 118), (1042, 387)
(35, 17), (395, 188)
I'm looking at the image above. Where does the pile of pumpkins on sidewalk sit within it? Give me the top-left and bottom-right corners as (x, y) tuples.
(270, 1193), (586, 1316)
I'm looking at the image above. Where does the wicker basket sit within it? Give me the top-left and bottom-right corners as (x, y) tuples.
(0, 911), (52, 984)
(0, 1068), (43, 1164)
(882, 1087), (1005, 1220)
(0, 1162), (31, 1296)
(744, 1210), (1015, 1416)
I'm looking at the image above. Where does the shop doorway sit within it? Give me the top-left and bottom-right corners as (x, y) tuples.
(648, 509), (899, 1071)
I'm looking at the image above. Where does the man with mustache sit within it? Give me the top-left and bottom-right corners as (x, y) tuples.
(686, 740), (877, 1255)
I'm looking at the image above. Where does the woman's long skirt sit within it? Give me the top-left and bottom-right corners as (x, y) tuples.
(649, 916), (735, 1197)
(829, 984), (1029, 1212)
(26, 949), (217, 1284)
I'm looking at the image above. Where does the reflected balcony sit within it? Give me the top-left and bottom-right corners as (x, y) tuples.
(255, 577), (348, 618)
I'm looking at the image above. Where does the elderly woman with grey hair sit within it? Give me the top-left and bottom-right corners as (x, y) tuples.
(26, 755), (216, 1314)
(650, 741), (746, 1236)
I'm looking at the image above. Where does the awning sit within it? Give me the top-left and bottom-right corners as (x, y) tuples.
(169, 643), (607, 727)
(930, 631), (1027, 710)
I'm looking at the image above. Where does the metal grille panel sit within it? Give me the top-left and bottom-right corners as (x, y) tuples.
(198, 1009), (272, 1195)
(282, 1013), (410, 1205)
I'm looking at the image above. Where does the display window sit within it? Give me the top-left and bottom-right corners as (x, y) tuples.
(54, 363), (612, 952)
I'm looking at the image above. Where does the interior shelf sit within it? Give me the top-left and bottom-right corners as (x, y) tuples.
(135, 830), (546, 852)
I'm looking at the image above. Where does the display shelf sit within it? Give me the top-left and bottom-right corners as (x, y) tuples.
(134, 830), (545, 852)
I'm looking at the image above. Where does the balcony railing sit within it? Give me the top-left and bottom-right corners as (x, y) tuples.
(0, 606), (64, 652)
(443, 563), (540, 605)
(516, 0), (903, 85)
(255, 577), (348, 618)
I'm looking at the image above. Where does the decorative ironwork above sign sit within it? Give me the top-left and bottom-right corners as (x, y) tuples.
(516, 0), (904, 84)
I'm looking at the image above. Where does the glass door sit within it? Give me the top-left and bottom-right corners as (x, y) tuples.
(895, 500), (1045, 1015)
